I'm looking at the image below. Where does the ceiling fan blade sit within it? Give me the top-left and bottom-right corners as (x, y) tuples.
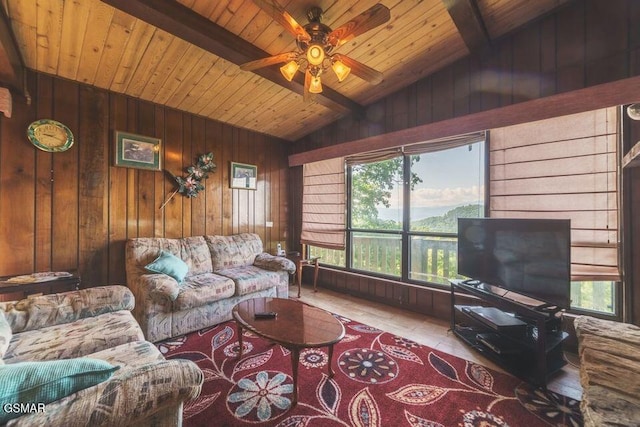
(240, 52), (298, 71)
(334, 54), (383, 85)
(327, 4), (391, 48)
(253, 0), (311, 42)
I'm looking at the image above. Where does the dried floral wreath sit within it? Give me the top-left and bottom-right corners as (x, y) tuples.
(160, 152), (216, 209)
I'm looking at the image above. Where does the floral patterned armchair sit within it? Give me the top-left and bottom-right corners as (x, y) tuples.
(0, 286), (202, 426)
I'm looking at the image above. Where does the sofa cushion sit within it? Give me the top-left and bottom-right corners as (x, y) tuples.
(3, 310), (144, 364)
(205, 233), (263, 270)
(216, 265), (282, 296)
(1, 285), (136, 334)
(180, 236), (214, 276)
(0, 310), (10, 364)
(89, 340), (164, 369)
(145, 250), (189, 283)
(0, 358), (118, 423)
(174, 273), (235, 311)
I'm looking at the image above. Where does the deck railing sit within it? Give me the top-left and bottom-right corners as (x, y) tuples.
(309, 237), (615, 314)
(409, 236), (458, 285)
(310, 233), (459, 284)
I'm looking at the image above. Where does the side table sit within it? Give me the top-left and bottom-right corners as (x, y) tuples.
(0, 271), (80, 302)
(286, 252), (320, 298)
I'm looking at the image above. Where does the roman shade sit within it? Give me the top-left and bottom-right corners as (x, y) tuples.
(489, 107), (620, 281)
(344, 131), (486, 166)
(402, 131), (486, 155)
(301, 158), (346, 250)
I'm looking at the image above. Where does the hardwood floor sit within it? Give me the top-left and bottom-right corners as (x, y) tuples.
(291, 283), (583, 401)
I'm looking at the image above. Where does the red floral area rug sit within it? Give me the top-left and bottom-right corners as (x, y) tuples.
(157, 315), (582, 427)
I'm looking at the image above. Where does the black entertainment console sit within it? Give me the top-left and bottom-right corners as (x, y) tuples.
(449, 279), (568, 387)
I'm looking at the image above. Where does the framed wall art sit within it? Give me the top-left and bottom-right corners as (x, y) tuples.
(114, 131), (162, 171)
(230, 162), (257, 190)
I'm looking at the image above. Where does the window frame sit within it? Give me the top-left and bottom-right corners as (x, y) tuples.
(342, 140), (488, 286)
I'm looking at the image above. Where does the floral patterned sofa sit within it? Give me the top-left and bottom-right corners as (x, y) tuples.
(125, 233), (296, 342)
(0, 285), (203, 426)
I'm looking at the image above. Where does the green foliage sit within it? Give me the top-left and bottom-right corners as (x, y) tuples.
(570, 281), (615, 314)
(351, 157), (421, 229)
(411, 204), (484, 233)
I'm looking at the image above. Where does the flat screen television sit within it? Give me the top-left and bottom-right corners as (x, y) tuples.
(457, 218), (571, 309)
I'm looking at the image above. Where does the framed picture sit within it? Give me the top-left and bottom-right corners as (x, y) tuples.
(230, 162), (257, 190)
(114, 131), (162, 171)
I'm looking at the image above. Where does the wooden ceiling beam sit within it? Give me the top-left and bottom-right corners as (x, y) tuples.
(442, 0), (491, 53)
(100, 0), (362, 115)
(0, 6), (28, 102)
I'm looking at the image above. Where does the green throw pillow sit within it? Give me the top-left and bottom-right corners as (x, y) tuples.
(0, 358), (119, 423)
(145, 250), (189, 283)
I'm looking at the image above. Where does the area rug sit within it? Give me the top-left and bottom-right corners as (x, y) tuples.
(157, 313), (582, 427)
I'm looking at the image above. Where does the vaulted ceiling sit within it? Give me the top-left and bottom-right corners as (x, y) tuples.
(2, 0), (570, 141)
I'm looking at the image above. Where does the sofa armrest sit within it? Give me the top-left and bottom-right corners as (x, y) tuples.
(131, 273), (182, 302)
(0, 285), (135, 334)
(8, 359), (203, 427)
(254, 252), (296, 274)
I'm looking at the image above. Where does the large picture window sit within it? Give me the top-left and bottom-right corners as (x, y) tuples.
(309, 108), (621, 317)
(310, 134), (486, 285)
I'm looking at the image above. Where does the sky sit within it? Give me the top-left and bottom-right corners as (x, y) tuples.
(379, 141), (485, 221)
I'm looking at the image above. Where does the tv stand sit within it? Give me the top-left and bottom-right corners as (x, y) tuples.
(450, 279), (568, 387)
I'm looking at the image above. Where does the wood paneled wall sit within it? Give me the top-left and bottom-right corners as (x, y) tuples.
(0, 71), (290, 287)
(290, 0), (640, 323)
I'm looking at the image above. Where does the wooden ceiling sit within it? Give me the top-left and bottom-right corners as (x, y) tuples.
(2, 0), (570, 141)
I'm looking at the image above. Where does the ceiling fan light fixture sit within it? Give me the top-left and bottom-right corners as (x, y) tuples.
(332, 59), (351, 82)
(245, 3), (390, 100)
(628, 103), (640, 120)
(279, 60), (299, 81)
(309, 75), (323, 94)
(306, 44), (325, 66)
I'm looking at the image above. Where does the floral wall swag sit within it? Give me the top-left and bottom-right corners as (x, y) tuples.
(160, 152), (216, 209)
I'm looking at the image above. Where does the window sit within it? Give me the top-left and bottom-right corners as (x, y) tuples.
(310, 134), (486, 285)
(308, 109), (621, 317)
(350, 156), (404, 277)
(407, 143), (485, 284)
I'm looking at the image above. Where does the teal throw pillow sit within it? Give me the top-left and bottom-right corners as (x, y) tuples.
(145, 250), (189, 283)
(0, 358), (119, 423)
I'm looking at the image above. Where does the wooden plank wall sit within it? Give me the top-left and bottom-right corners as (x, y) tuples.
(0, 71), (289, 287)
(290, 0), (640, 323)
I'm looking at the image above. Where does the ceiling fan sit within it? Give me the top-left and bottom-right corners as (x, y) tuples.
(240, 1), (391, 100)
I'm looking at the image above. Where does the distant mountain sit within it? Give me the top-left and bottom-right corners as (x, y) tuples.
(378, 206), (452, 222)
(411, 204), (484, 233)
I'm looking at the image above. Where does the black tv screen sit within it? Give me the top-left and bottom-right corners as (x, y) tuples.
(457, 218), (571, 309)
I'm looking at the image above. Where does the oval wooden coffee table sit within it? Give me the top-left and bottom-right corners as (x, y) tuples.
(232, 297), (345, 407)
